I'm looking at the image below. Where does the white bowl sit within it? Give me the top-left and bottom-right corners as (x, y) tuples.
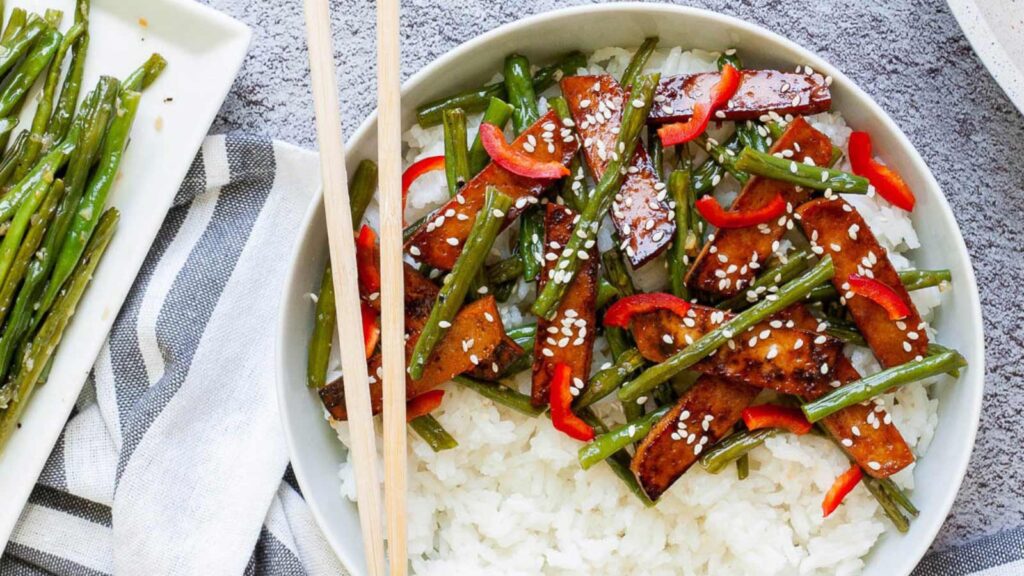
(276, 4), (985, 575)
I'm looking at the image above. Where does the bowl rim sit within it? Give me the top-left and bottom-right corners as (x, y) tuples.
(277, 3), (985, 574)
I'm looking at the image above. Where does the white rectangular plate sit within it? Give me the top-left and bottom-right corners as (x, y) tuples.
(0, 0), (250, 546)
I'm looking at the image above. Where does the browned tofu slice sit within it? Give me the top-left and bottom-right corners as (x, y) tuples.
(531, 204), (599, 407)
(465, 334), (525, 381)
(648, 69), (832, 124)
(776, 305), (914, 478)
(686, 117), (834, 298)
(796, 198), (929, 367)
(630, 305), (844, 397)
(405, 110), (579, 271)
(561, 74), (674, 267)
(321, 296), (508, 420)
(631, 375), (760, 500)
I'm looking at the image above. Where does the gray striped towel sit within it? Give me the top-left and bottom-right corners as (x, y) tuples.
(0, 134), (1016, 575)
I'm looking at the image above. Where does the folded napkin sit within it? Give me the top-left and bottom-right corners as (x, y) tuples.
(0, 134), (1016, 576)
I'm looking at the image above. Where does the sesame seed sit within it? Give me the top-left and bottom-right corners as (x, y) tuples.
(439, 320), (451, 329)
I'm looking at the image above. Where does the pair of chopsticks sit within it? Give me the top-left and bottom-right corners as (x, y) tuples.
(301, 0), (407, 574)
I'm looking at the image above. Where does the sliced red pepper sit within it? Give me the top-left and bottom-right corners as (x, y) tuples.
(360, 301), (380, 358)
(742, 404), (813, 435)
(401, 155), (445, 224)
(848, 131), (915, 211)
(549, 363), (594, 441)
(355, 224), (381, 293)
(822, 464), (864, 517)
(695, 192), (787, 229)
(603, 293), (693, 328)
(479, 123), (571, 179)
(406, 390), (445, 422)
(657, 64), (741, 146)
(846, 274), (911, 320)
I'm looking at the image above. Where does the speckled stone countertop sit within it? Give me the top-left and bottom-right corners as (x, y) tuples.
(200, 0), (1024, 552)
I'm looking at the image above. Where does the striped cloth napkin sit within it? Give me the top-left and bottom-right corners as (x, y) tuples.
(0, 134), (1016, 575)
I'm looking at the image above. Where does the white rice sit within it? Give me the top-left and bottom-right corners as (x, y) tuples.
(330, 47), (949, 576)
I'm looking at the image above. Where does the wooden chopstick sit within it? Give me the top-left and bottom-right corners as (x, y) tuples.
(375, 0), (409, 573)
(300, 1), (387, 575)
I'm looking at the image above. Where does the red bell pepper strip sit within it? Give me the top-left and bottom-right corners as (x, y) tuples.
(406, 390), (445, 422)
(355, 224), (381, 293)
(694, 192), (787, 229)
(401, 155), (445, 224)
(603, 293), (693, 328)
(742, 404), (813, 435)
(657, 64), (741, 146)
(360, 301), (380, 358)
(822, 464), (864, 517)
(549, 363), (595, 441)
(479, 123), (571, 179)
(846, 274), (911, 320)
(848, 131), (915, 211)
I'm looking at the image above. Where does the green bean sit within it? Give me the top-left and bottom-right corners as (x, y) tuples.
(737, 121), (770, 154)
(348, 159), (378, 226)
(879, 477), (919, 517)
(409, 188), (512, 379)
(122, 53), (167, 92)
(578, 408), (655, 507)
(578, 406), (670, 470)
(619, 256), (835, 403)
(736, 453), (750, 479)
(620, 37), (658, 89)
(442, 108), (470, 197)
(716, 48), (742, 71)
(717, 249), (813, 311)
(517, 206), (544, 282)
(804, 269), (952, 302)
(486, 256), (523, 285)
(307, 264), (336, 390)
(548, 96), (586, 213)
(696, 134), (748, 185)
(40, 91), (140, 318)
(454, 375), (543, 417)
(576, 347), (646, 409)
(503, 54), (539, 135)
(691, 131), (743, 196)
(468, 97), (514, 176)
(0, 132), (73, 222)
(863, 476), (910, 533)
(648, 126), (664, 181)
(415, 51), (585, 128)
(667, 168), (693, 299)
(45, 0), (90, 145)
(531, 73), (659, 320)
(734, 147), (869, 194)
(12, 21), (86, 182)
(803, 350), (966, 422)
(0, 174), (53, 290)
(0, 14), (44, 80)
(0, 208), (116, 449)
(0, 180), (63, 341)
(30, 79), (120, 327)
(603, 325), (632, 363)
(410, 415), (458, 451)
(699, 428), (775, 473)
(0, 8), (25, 43)
(2, 80), (116, 367)
(0, 25), (60, 118)
(601, 249), (636, 297)
(595, 277), (619, 310)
